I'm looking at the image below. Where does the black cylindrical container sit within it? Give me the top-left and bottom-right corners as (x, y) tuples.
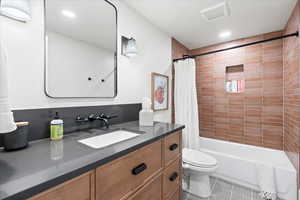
(3, 122), (29, 151)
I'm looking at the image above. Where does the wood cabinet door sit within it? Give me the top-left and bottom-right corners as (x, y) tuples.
(30, 171), (95, 200)
(166, 189), (180, 200)
(96, 140), (163, 200)
(164, 132), (181, 167)
(127, 174), (162, 200)
(163, 158), (181, 199)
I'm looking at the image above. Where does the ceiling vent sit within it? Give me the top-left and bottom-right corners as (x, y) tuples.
(201, 2), (230, 21)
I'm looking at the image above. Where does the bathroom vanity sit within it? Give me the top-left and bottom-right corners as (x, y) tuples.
(0, 121), (184, 200)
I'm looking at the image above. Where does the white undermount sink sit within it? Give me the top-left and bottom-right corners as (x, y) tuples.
(78, 130), (140, 149)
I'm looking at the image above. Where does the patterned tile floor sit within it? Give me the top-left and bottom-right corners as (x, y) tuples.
(183, 177), (281, 200)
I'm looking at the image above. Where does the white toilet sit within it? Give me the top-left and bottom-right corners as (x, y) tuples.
(182, 148), (218, 198)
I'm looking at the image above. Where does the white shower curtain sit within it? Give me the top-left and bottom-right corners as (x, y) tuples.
(174, 58), (199, 149)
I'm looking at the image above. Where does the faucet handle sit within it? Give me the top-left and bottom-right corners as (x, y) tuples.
(99, 113), (118, 119)
(76, 115), (88, 123)
(88, 114), (97, 121)
(99, 113), (108, 119)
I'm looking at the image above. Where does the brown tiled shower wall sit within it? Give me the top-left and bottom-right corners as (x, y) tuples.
(283, 4), (300, 177)
(189, 31), (284, 150)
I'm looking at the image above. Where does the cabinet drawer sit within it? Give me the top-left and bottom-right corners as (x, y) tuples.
(30, 171), (95, 200)
(127, 174), (162, 200)
(167, 189), (180, 200)
(96, 140), (162, 200)
(163, 158), (181, 199)
(164, 132), (181, 166)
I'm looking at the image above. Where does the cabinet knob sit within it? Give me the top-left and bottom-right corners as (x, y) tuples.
(132, 163), (147, 175)
(169, 144), (178, 151)
(169, 172), (178, 182)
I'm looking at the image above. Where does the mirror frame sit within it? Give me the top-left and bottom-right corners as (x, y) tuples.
(43, 0), (118, 98)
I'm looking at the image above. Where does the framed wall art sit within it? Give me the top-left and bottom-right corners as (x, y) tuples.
(151, 72), (169, 111)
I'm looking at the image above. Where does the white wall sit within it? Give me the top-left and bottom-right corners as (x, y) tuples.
(0, 0), (172, 122)
(46, 31), (115, 97)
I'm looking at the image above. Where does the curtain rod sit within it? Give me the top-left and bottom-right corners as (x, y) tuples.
(173, 31), (299, 62)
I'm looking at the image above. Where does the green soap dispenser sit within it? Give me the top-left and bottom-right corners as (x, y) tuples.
(50, 112), (64, 140)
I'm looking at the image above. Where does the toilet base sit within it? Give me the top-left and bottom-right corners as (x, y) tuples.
(182, 148), (218, 198)
(186, 174), (212, 198)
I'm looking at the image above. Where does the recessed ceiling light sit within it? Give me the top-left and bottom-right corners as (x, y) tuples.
(219, 31), (231, 38)
(61, 10), (76, 18)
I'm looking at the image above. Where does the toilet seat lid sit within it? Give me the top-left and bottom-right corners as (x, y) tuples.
(183, 148), (217, 168)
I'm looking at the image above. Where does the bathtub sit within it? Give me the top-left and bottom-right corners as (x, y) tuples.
(197, 137), (297, 200)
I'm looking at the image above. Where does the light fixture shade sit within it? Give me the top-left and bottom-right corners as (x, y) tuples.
(125, 38), (138, 57)
(122, 36), (138, 57)
(0, 0), (31, 22)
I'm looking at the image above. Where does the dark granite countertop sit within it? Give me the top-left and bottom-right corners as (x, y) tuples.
(0, 121), (184, 200)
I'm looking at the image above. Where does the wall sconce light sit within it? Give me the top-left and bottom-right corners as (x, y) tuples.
(121, 36), (138, 57)
(0, 0), (31, 22)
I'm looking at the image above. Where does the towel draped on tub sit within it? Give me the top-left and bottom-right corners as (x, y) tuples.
(256, 161), (297, 200)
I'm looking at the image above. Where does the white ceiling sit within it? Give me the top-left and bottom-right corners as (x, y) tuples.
(124, 0), (297, 49)
(46, 0), (116, 51)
